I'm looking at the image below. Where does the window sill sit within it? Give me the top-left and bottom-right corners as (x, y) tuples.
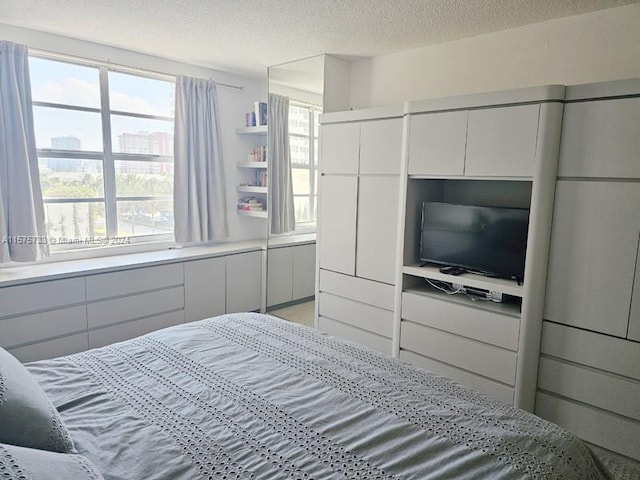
(0, 239), (265, 289)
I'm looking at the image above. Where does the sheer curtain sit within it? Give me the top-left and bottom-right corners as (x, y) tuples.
(268, 93), (295, 234)
(173, 76), (228, 244)
(0, 41), (48, 263)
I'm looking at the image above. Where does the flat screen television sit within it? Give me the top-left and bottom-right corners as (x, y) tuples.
(420, 202), (530, 281)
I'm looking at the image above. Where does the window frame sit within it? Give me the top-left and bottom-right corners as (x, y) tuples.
(289, 102), (320, 229)
(30, 52), (176, 254)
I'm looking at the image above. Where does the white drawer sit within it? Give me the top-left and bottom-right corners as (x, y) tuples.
(87, 286), (184, 328)
(319, 269), (394, 311)
(86, 263), (183, 301)
(399, 350), (514, 405)
(0, 277), (85, 318)
(318, 292), (393, 338)
(89, 310), (185, 349)
(0, 306), (86, 348)
(402, 292), (519, 351)
(400, 320), (517, 385)
(9, 333), (88, 363)
(318, 316), (392, 355)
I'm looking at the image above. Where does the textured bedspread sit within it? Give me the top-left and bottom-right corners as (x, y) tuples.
(28, 313), (607, 480)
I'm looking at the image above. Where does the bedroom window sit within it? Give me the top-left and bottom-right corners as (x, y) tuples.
(29, 54), (175, 251)
(289, 103), (319, 227)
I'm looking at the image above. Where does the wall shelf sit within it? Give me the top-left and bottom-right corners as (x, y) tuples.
(237, 162), (267, 169)
(237, 210), (267, 218)
(237, 185), (267, 194)
(403, 264), (524, 297)
(236, 126), (267, 135)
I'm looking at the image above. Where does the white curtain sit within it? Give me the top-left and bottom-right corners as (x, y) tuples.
(174, 76), (228, 244)
(268, 93), (295, 234)
(0, 41), (48, 263)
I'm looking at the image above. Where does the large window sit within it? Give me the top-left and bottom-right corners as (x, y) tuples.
(288, 103), (320, 226)
(29, 55), (175, 251)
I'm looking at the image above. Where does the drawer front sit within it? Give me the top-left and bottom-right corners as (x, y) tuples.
(86, 263), (183, 301)
(0, 277), (85, 318)
(319, 269), (394, 311)
(0, 306), (86, 348)
(318, 316), (392, 355)
(9, 333), (88, 363)
(184, 257), (226, 323)
(87, 286), (184, 328)
(400, 350), (514, 405)
(401, 320), (517, 385)
(89, 310), (185, 349)
(402, 292), (519, 350)
(318, 292), (393, 338)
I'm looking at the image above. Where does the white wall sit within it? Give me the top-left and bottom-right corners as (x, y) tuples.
(0, 23), (268, 242)
(349, 3), (640, 108)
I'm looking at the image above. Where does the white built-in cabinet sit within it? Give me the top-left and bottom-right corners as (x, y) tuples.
(0, 248), (264, 363)
(318, 86), (566, 412)
(267, 243), (316, 307)
(317, 110), (404, 355)
(536, 79), (640, 461)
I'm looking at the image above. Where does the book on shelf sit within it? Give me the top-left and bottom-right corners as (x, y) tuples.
(237, 196), (264, 210)
(254, 101), (267, 126)
(247, 145), (267, 163)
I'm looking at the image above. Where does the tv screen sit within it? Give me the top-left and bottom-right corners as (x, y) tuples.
(420, 202), (529, 280)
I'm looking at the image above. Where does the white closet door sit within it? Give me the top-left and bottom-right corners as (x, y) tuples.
(408, 111), (467, 176)
(320, 123), (360, 174)
(267, 247), (294, 307)
(359, 118), (403, 174)
(466, 104), (539, 177)
(627, 242), (640, 342)
(184, 257), (226, 322)
(356, 176), (399, 284)
(544, 181), (640, 337)
(318, 175), (358, 276)
(292, 244), (316, 300)
(226, 251), (262, 313)
(559, 98), (640, 178)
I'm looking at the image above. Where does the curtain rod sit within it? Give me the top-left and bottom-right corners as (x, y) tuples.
(29, 48), (244, 90)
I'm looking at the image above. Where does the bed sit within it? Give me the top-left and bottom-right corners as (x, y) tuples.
(2, 312), (611, 479)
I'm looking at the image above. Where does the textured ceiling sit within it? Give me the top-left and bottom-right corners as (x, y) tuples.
(0, 0), (636, 77)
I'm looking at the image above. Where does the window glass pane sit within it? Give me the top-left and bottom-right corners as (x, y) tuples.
(111, 115), (174, 154)
(313, 141), (318, 168)
(114, 161), (173, 197)
(29, 57), (100, 108)
(33, 106), (103, 151)
(292, 168), (310, 195)
(117, 200), (174, 237)
(294, 196), (311, 223)
(289, 105), (309, 135)
(43, 201), (106, 240)
(109, 71), (175, 117)
(39, 158), (104, 198)
(290, 136), (309, 165)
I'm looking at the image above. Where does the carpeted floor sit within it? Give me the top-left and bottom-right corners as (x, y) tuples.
(269, 300), (315, 328)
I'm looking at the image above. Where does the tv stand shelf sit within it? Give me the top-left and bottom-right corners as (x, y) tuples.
(403, 264), (524, 297)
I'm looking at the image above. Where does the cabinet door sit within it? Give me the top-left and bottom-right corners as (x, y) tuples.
(184, 257), (226, 322)
(318, 175), (358, 275)
(226, 251), (262, 313)
(320, 123), (360, 174)
(359, 118), (403, 174)
(559, 98), (640, 179)
(292, 244), (316, 300)
(356, 176), (399, 284)
(267, 247), (293, 307)
(628, 243), (640, 341)
(466, 104), (539, 177)
(408, 111), (467, 176)
(545, 181), (640, 337)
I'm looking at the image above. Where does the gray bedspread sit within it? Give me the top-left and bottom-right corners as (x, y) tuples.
(27, 313), (608, 480)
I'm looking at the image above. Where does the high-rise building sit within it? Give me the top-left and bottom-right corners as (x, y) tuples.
(49, 136), (81, 171)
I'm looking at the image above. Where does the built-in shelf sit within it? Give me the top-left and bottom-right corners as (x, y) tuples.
(237, 209), (267, 218)
(403, 284), (522, 318)
(403, 264), (524, 297)
(237, 162), (268, 169)
(237, 185), (267, 194)
(236, 126), (267, 135)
